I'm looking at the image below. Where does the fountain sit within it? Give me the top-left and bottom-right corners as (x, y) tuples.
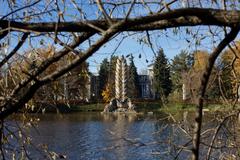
(102, 56), (136, 113)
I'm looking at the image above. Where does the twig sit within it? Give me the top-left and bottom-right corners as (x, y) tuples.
(0, 32), (29, 68)
(206, 112), (238, 160)
(96, 0), (112, 24)
(125, 0), (135, 20)
(0, 0), (41, 20)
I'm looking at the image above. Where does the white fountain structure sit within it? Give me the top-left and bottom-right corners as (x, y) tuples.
(103, 56), (135, 113)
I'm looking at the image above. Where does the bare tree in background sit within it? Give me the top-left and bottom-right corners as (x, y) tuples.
(0, 0), (240, 159)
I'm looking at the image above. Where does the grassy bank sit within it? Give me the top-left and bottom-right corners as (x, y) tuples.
(71, 101), (163, 113)
(159, 103), (240, 113)
(30, 103), (105, 113)
(134, 101), (162, 112)
(71, 102), (191, 113)
(70, 103), (105, 112)
(35, 101), (240, 113)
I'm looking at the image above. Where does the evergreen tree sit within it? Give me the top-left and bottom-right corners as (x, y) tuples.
(153, 49), (172, 100)
(127, 54), (139, 98)
(171, 50), (193, 92)
(98, 58), (109, 99)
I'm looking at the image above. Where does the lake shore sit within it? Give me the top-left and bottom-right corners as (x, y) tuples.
(31, 101), (240, 113)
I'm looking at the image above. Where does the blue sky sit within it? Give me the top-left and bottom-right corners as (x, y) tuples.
(0, 1), (229, 75)
(87, 34), (187, 74)
(87, 26), (221, 74)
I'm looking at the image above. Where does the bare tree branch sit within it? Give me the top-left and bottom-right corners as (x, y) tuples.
(12, 32), (94, 96)
(125, 0), (135, 19)
(192, 26), (240, 160)
(96, 0), (112, 24)
(40, 22), (125, 83)
(0, 0), (41, 20)
(0, 24), (118, 119)
(0, 32), (29, 68)
(0, 8), (239, 33)
(206, 112), (238, 160)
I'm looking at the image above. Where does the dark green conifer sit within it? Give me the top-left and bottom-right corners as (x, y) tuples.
(153, 49), (172, 100)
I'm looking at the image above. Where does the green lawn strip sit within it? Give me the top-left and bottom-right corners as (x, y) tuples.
(43, 102), (240, 113)
(70, 103), (105, 112)
(159, 103), (240, 114)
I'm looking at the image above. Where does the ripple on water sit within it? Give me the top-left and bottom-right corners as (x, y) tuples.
(25, 112), (200, 160)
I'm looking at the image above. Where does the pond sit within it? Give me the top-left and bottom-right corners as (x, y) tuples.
(23, 112), (195, 160)
(9, 111), (236, 160)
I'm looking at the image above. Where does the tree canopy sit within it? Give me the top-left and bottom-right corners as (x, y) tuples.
(171, 50), (193, 93)
(127, 54), (140, 99)
(153, 49), (172, 100)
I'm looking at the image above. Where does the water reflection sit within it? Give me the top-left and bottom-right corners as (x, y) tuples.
(19, 111), (237, 160)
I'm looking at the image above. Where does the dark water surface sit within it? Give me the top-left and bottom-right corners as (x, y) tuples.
(26, 112), (195, 160)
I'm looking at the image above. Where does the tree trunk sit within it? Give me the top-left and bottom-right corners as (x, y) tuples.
(182, 83), (187, 100)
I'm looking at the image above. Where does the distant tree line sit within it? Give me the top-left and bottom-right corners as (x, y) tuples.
(163, 42), (240, 104)
(1, 47), (90, 107)
(5, 44), (240, 106)
(99, 42), (240, 104)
